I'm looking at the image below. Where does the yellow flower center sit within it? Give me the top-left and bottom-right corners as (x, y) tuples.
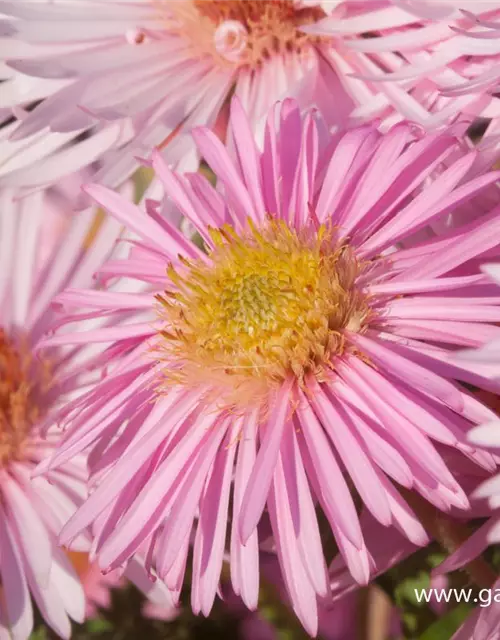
(161, 0), (325, 69)
(0, 329), (51, 466)
(156, 219), (369, 405)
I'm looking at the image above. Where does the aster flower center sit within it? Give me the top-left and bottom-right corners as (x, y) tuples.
(0, 329), (51, 466)
(156, 219), (368, 400)
(167, 0), (325, 67)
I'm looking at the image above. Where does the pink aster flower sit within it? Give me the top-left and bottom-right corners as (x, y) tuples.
(306, 1), (500, 128)
(4, 0), (500, 192)
(40, 97), (500, 635)
(456, 265), (500, 372)
(0, 187), (130, 639)
(420, 267), (500, 640)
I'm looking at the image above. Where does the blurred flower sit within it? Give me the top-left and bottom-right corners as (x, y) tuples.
(431, 264), (500, 639)
(40, 97), (500, 635)
(67, 550), (178, 622)
(67, 551), (124, 620)
(3, 1), (500, 193)
(450, 593), (500, 640)
(257, 551), (402, 640)
(142, 599), (180, 622)
(308, 1), (500, 127)
(81, 564), (122, 620)
(0, 188), (124, 639)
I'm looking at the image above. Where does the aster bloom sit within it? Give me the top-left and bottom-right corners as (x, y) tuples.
(4, 1), (500, 193)
(305, 0), (500, 127)
(0, 186), (134, 639)
(0, 332), (87, 640)
(1, 0), (328, 190)
(455, 265), (500, 371)
(40, 97), (500, 635)
(405, 263), (500, 640)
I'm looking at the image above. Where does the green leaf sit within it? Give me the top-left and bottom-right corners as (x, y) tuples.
(427, 552), (447, 569)
(418, 603), (471, 640)
(395, 571), (431, 608)
(85, 617), (114, 633)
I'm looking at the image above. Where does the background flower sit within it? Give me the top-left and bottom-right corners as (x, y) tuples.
(0, 188), (120, 639)
(3, 0), (500, 196)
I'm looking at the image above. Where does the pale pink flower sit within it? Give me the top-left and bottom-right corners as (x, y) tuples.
(82, 565), (122, 620)
(40, 98), (500, 635)
(441, 10), (500, 97)
(37, 171), (98, 267)
(451, 265), (500, 505)
(0, 186), (177, 635)
(429, 265), (500, 640)
(0, 187), (130, 639)
(4, 1), (500, 192)
(456, 265), (500, 372)
(306, 1), (500, 128)
(141, 599), (180, 622)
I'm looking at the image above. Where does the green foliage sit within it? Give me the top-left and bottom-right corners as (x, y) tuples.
(418, 604), (471, 640)
(29, 628), (48, 640)
(84, 619), (113, 634)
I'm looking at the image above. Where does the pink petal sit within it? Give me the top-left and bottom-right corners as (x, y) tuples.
(239, 378), (293, 544)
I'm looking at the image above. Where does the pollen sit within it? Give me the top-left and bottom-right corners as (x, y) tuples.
(0, 329), (51, 466)
(156, 218), (369, 404)
(163, 0), (325, 69)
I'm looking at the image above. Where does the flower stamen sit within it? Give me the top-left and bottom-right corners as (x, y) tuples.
(164, 0), (325, 69)
(0, 329), (51, 465)
(156, 218), (369, 407)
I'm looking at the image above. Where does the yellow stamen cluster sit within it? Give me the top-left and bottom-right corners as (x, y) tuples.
(165, 0), (325, 69)
(0, 329), (51, 466)
(156, 219), (369, 405)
